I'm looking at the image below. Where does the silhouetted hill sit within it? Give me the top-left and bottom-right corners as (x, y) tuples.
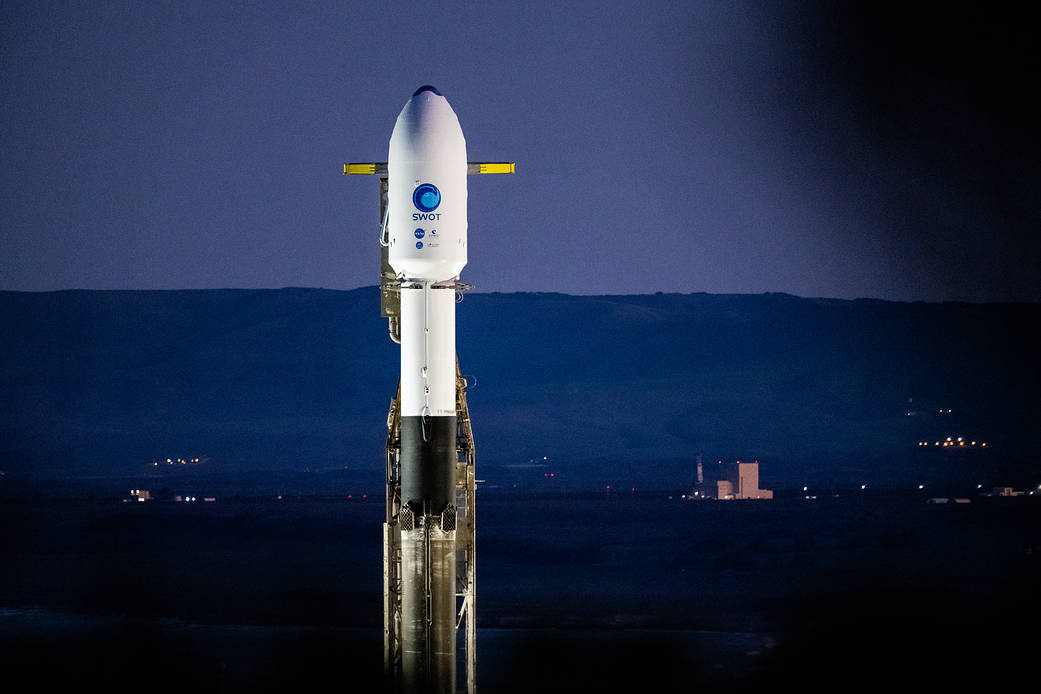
(2, 288), (1038, 494)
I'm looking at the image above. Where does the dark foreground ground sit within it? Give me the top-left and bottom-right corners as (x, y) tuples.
(2, 491), (1039, 692)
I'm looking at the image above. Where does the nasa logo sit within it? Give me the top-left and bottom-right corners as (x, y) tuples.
(414, 228), (425, 239)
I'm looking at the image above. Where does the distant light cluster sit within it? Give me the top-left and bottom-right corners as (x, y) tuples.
(152, 457), (203, 466)
(124, 489), (214, 503)
(917, 436), (987, 448)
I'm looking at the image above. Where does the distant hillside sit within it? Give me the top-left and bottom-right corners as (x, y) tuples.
(2, 288), (1038, 492)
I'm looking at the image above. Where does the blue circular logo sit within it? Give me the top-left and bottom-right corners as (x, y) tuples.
(413, 183), (441, 212)
(415, 241), (423, 249)
(414, 228), (425, 239)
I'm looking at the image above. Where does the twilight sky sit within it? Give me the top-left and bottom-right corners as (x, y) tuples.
(2, 1), (1038, 302)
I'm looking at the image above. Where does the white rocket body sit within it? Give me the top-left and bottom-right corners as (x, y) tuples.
(387, 85), (465, 694)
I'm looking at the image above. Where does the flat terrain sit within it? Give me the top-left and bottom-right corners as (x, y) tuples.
(2, 492), (1038, 691)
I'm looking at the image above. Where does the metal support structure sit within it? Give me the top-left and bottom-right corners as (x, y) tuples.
(377, 176), (401, 343)
(384, 382), (403, 683)
(384, 363), (477, 693)
(454, 365), (477, 694)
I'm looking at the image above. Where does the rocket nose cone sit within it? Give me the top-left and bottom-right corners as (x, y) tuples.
(412, 85), (443, 97)
(390, 84), (465, 161)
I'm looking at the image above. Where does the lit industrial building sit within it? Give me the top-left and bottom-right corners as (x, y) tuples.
(690, 457), (773, 500)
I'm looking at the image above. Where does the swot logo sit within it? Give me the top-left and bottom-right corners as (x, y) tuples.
(413, 183), (441, 212)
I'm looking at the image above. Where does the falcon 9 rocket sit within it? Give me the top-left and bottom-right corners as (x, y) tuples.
(389, 85), (467, 694)
(345, 85), (513, 693)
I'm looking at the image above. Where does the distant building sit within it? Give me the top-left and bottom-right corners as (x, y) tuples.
(692, 460), (772, 500)
(736, 461), (771, 499)
(128, 489), (150, 502)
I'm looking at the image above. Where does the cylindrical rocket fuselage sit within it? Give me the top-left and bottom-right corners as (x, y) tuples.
(388, 86), (465, 694)
(399, 287), (457, 509)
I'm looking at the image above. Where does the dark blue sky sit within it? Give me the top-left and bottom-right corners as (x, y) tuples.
(2, 1), (1037, 302)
